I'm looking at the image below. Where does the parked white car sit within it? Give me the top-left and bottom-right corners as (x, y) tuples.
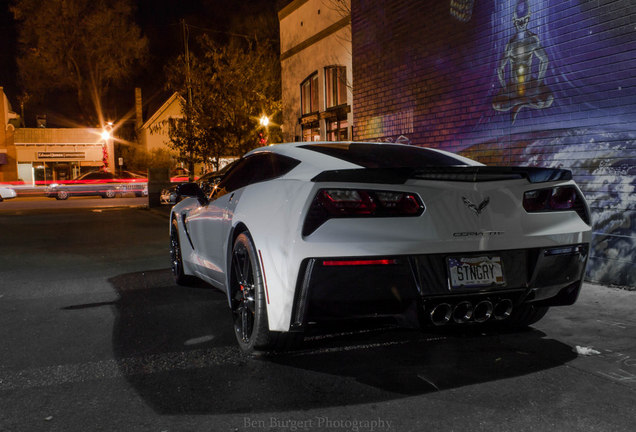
(0, 185), (17, 201)
(169, 142), (592, 353)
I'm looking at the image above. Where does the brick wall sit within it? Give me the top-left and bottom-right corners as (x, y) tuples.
(352, 0), (636, 287)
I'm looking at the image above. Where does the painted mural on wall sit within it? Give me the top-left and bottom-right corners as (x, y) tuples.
(353, 0), (634, 286)
(451, 0), (636, 286)
(492, 0), (553, 122)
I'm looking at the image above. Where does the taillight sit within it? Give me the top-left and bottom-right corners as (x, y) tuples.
(322, 259), (398, 266)
(319, 189), (377, 215)
(303, 188), (425, 236)
(523, 186), (589, 224)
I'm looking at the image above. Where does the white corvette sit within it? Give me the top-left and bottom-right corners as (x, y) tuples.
(169, 142), (591, 353)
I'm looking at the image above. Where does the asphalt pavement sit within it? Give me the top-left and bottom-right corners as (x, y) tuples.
(0, 204), (634, 432)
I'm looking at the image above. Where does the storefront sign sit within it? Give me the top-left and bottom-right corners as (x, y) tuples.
(299, 114), (319, 125)
(37, 152), (86, 160)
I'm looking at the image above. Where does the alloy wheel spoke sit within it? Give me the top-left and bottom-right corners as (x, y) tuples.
(232, 252), (244, 284)
(246, 294), (256, 313)
(241, 306), (251, 342)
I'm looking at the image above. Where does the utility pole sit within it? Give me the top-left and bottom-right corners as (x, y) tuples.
(182, 19), (195, 181)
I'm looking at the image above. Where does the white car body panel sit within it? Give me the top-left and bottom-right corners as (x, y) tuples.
(170, 142), (592, 332)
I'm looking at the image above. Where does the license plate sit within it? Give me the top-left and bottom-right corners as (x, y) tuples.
(447, 256), (505, 289)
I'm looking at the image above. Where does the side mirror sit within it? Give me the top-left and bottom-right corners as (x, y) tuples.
(175, 182), (208, 206)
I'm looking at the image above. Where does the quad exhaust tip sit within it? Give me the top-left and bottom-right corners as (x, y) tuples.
(493, 299), (513, 320)
(430, 303), (452, 326)
(430, 299), (512, 325)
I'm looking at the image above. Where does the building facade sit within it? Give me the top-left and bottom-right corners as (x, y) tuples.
(278, 0), (635, 287)
(0, 87), (20, 182)
(350, 0), (635, 287)
(2, 86), (115, 185)
(138, 91), (185, 155)
(13, 128), (115, 184)
(279, 0), (353, 142)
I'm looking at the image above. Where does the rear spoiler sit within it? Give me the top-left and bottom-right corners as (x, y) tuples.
(311, 166), (572, 184)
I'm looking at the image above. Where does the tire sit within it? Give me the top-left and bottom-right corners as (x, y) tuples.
(102, 189), (117, 199)
(230, 232), (272, 354)
(56, 190), (69, 200)
(170, 218), (196, 286)
(230, 232), (303, 354)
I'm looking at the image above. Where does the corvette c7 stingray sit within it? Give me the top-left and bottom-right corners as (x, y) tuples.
(169, 142), (591, 353)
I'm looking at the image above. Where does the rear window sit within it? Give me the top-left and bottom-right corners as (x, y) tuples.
(300, 143), (465, 168)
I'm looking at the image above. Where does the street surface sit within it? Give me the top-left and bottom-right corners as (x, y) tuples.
(0, 204), (634, 431)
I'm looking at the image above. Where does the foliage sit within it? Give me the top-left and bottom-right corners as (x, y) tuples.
(11, 0), (148, 125)
(115, 143), (174, 174)
(164, 33), (282, 171)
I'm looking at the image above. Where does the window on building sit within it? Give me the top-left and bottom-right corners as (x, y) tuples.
(301, 73), (319, 115)
(326, 118), (349, 141)
(325, 66), (347, 108)
(302, 123), (321, 142)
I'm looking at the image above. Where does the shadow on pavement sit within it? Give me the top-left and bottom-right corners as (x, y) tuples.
(106, 269), (577, 414)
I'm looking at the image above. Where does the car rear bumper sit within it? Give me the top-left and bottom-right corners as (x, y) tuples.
(290, 243), (589, 329)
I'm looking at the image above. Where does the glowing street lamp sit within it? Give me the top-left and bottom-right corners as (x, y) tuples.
(258, 115), (270, 145)
(101, 122), (114, 141)
(101, 122), (113, 171)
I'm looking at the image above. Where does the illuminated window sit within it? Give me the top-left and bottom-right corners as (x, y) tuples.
(301, 73), (319, 115)
(302, 124), (320, 142)
(325, 66), (347, 108)
(327, 118), (349, 141)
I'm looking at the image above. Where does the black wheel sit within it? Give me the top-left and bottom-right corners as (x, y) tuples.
(56, 190), (69, 200)
(102, 188), (117, 198)
(230, 232), (303, 354)
(230, 232), (271, 353)
(170, 218), (196, 285)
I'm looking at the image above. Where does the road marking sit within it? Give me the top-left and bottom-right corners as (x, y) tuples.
(417, 374), (440, 391)
(595, 319), (628, 330)
(184, 335), (216, 345)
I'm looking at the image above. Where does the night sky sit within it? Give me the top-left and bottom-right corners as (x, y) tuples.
(0, 0), (281, 127)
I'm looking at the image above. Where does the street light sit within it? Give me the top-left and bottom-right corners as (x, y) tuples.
(100, 129), (111, 141)
(101, 122), (113, 171)
(101, 121), (113, 140)
(258, 115), (270, 145)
